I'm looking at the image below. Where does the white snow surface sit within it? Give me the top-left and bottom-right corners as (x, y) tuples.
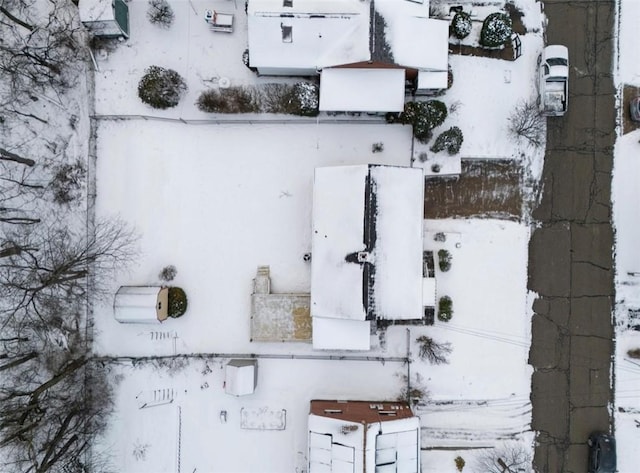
(91, 0), (546, 471)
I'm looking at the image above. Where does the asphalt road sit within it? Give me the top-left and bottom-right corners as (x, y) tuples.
(528, 1), (617, 472)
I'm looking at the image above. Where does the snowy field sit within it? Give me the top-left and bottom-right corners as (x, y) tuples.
(613, 1), (640, 470)
(91, 0), (547, 471)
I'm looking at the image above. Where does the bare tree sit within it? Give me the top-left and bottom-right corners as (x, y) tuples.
(473, 442), (533, 473)
(416, 335), (452, 364)
(0, 216), (137, 472)
(508, 100), (546, 148)
(0, 218), (138, 322)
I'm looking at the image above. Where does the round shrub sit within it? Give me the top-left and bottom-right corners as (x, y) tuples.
(168, 287), (188, 318)
(400, 100), (448, 144)
(438, 296), (453, 322)
(147, 0), (174, 28)
(451, 11), (472, 39)
(138, 66), (187, 109)
(291, 82), (319, 117)
(438, 249), (452, 272)
(430, 127), (464, 155)
(480, 12), (512, 48)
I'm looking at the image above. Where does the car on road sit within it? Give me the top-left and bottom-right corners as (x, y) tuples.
(630, 96), (640, 122)
(538, 45), (569, 116)
(587, 432), (616, 473)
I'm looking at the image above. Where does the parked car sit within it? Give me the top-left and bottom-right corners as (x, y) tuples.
(630, 96), (640, 122)
(538, 45), (569, 116)
(587, 432), (616, 473)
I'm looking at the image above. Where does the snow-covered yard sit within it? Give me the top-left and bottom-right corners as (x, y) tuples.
(91, 0), (547, 471)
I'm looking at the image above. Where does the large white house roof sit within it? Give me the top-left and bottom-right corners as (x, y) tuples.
(248, 0), (370, 71)
(311, 165), (424, 324)
(319, 68), (406, 112)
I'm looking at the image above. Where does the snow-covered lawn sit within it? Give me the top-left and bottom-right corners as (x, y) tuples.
(613, 1), (640, 472)
(91, 0), (547, 471)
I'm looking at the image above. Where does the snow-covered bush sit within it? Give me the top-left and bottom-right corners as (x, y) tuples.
(399, 100), (448, 144)
(438, 249), (452, 272)
(49, 160), (86, 205)
(138, 66), (187, 109)
(430, 126), (464, 154)
(291, 82), (319, 116)
(196, 86), (259, 113)
(168, 287), (188, 318)
(438, 296), (453, 322)
(480, 12), (512, 48)
(147, 0), (174, 28)
(451, 11), (472, 39)
(159, 265), (177, 282)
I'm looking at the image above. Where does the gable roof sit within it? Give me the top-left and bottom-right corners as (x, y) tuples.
(308, 400), (420, 473)
(311, 165), (424, 323)
(247, 0), (371, 72)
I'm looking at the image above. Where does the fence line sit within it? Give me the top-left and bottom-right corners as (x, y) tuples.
(95, 352), (409, 364)
(91, 114), (388, 126)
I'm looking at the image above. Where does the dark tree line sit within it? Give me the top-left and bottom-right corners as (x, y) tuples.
(0, 2), (137, 472)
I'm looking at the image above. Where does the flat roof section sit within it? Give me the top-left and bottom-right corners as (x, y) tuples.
(319, 68), (406, 112)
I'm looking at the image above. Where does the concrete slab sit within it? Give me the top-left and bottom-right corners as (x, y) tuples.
(531, 370), (569, 438)
(569, 296), (613, 338)
(528, 224), (571, 297)
(571, 261), (614, 298)
(570, 223), (613, 270)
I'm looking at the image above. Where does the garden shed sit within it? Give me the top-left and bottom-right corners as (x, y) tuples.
(114, 286), (168, 324)
(79, 0), (129, 39)
(225, 359), (258, 396)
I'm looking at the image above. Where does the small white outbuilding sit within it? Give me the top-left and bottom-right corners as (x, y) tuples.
(114, 286), (169, 324)
(79, 0), (130, 39)
(225, 359), (258, 396)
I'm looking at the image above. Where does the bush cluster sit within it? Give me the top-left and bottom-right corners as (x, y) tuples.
(196, 82), (319, 116)
(430, 126), (464, 154)
(480, 12), (512, 48)
(138, 66), (187, 109)
(438, 296), (453, 322)
(168, 287), (188, 318)
(451, 12), (472, 39)
(399, 100), (448, 144)
(196, 86), (259, 114)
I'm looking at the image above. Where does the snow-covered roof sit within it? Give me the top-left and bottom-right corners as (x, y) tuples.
(319, 68), (406, 112)
(308, 401), (420, 473)
(113, 286), (167, 324)
(422, 277), (436, 307)
(312, 317), (371, 350)
(79, 0), (114, 22)
(311, 165), (424, 326)
(417, 70), (448, 90)
(312, 165), (369, 320)
(370, 165), (424, 320)
(386, 17), (449, 71)
(225, 359), (257, 396)
(247, 0), (371, 72)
